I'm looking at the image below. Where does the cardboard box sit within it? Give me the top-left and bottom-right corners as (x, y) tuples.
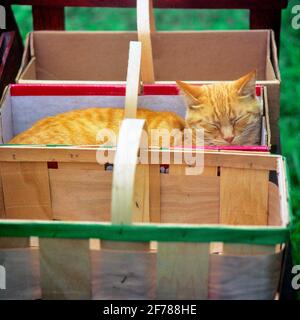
(16, 30), (280, 145)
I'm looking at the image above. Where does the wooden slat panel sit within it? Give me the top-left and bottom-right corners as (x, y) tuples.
(58, 162), (104, 170)
(268, 181), (281, 226)
(220, 168), (269, 225)
(222, 244), (275, 255)
(0, 173), (5, 218)
(0, 162), (52, 219)
(0, 148), (279, 170)
(157, 242), (210, 299)
(169, 164), (185, 175)
(49, 169), (111, 221)
(209, 251), (283, 299)
(94, 249), (155, 299)
(202, 166), (218, 176)
(0, 164), (30, 248)
(133, 164), (150, 223)
(149, 164), (161, 222)
(39, 238), (91, 300)
(161, 175), (219, 224)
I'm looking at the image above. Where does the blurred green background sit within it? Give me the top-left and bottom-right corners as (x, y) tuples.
(12, 1), (300, 282)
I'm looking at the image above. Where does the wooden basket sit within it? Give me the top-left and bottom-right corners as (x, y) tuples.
(0, 41), (290, 300)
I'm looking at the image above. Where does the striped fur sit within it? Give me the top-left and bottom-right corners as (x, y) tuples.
(177, 70), (261, 146)
(9, 108), (185, 147)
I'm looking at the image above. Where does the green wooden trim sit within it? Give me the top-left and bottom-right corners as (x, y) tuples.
(0, 221), (289, 245)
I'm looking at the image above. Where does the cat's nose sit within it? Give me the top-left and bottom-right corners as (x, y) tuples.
(224, 136), (234, 144)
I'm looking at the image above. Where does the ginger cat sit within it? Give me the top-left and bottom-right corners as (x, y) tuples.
(9, 71), (261, 147)
(9, 108), (185, 146)
(177, 70), (261, 146)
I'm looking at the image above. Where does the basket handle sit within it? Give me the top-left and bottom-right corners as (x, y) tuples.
(137, 0), (155, 84)
(124, 41), (142, 119)
(111, 118), (147, 224)
(111, 40), (147, 224)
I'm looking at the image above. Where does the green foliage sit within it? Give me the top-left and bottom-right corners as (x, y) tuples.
(11, 3), (300, 283)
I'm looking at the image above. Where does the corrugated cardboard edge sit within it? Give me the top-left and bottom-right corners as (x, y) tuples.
(0, 85), (9, 144)
(16, 33), (32, 82)
(263, 87), (271, 148)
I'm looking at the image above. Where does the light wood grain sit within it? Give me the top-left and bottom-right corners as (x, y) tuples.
(268, 181), (281, 226)
(202, 166), (218, 176)
(124, 41), (141, 118)
(220, 167), (269, 225)
(133, 164), (150, 223)
(49, 169), (112, 221)
(0, 147), (279, 170)
(161, 175), (219, 224)
(39, 238), (91, 300)
(222, 244), (275, 255)
(149, 164), (161, 222)
(58, 162), (104, 171)
(0, 162), (52, 220)
(137, 0), (155, 83)
(157, 242), (210, 299)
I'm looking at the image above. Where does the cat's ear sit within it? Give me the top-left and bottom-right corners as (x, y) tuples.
(234, 70), (256, 98)
(176, 81), (201, 109)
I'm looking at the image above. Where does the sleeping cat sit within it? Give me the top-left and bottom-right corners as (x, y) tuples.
(176, 70), (261, 146)
(9, 71), (261, 146)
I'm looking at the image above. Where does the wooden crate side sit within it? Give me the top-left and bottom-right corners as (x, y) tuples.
(49, 168), (112, 221)
(157, 242), (210, 299)
(149, 164), (161, 222)
(39, 238), (91, 300)
(220, 167), (269, 225)
(268, 181), (281, 226)
(0, 162), (52, 220)
(222, 244), (276, 255)
(220, 167), (270, 255)
(133, 164), (150, 223)
(161, 174), (219, 224)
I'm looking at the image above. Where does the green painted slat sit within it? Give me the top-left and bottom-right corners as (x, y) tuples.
(0, 220), (289, 245)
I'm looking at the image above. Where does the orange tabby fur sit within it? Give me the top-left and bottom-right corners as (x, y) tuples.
(9, 71), (261, 147)
(177, 70), (261, 146)
(9, 108), (185, 146)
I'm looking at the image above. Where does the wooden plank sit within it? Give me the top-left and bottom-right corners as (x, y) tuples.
(58, 162), (104, 170)
(169, 164), (185, 175)
(0, 162), (52, 219)
(220, 168), (269, 226)
(133, 164), (150, 223)
(137, 0), (155, 83)
(49, 169), (112, 221)
(202, 166), (218, 176)
(157, 242), (210, 299)
(0, 147), (279, 170)
(0, 237), (30, 248)
(39, 238), (91, 300)
(222, 243), (275, 255)
(0, 162), (30, 248)
(149, 164), (161, 222)
(124, 41), (141, 118)
(268, 181), (281, 226)
(161, 175), (219, 224)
